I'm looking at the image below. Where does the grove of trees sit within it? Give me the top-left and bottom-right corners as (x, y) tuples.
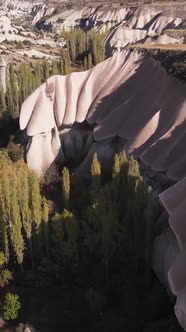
(0, 143), (182, 331)
(0, 28), (106, 123)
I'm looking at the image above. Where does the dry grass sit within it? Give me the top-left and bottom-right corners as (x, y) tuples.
(131, 43), (186, 51)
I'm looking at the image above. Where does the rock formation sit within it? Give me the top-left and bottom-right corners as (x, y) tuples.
(16, 1), (186, 328)
(20, 49), (186, 180)
(20, 48), (186, 329)
(106, 4), (185, 52)
(153, 179), (186, 331)
(0, 1), (184, 52)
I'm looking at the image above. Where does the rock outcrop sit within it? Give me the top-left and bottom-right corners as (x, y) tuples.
(106, 4), (185, 52)
(20, 49), (186, 181)
(153, 178), (186, 331)
(19, 50), (186, 328)
(17, 1), (186, 329)
(0, 1), (185, 52)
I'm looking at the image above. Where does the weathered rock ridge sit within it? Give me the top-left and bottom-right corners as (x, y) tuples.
(20, 49), (186, 180)
(20, 49), (186, 330)
(32, 2), (185, 51)
(0, 1), (185, 52)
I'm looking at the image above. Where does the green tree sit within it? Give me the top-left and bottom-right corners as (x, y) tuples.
(0, 81), (6, 117)
(0, 166), (12, 261)
(16, 162), (33, 266)
(10, 172), (24, 265)
(0, 251), (12, 288)
(51, 210), (78, 271)
(2, 293), (21, 320)
(62, 167), (70, 209)
(42, 197), (49, 256)
(9, 64), (19, 118)
(51, 60), (58, 76)
(6, 75), (14, 116)
(112, 153), (120, 179)
(42, 59), (50, 80)
(91, 152), (101, 202)
(28, 170), (42, 234)
(28, 170), (42, 264)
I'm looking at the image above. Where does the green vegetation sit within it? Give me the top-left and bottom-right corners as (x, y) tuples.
(2, 293), (21, 321)
(62, 166), (70, 209)
(0, 159), (47, 268)
(0, 28), (106, 145)
(0, 142), (182, 330)
(62, 28), (106, 68)
(0, 26), (182, 330)
(0, 251), (12, 288)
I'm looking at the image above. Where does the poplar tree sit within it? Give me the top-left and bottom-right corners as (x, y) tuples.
(34, 63), (42, 88)
(61, 209), (78, 268)
(42, 59), (50, 80)
(28, 170), (42, 234)
(119, 150), (128, 168)
(0, 184), (9, 261)
(51, 60), (58, 76)
(69, 32), (76, 61)
(0, 167), (12, 261)
(51, 210), (78, 270)
(88, 53), (93, 69)
(9, 64), (19, 118)
(84, 56), (88, 71)
(10, 173), (24, 266)
(0, 82), (6, 117)
(6, 77), (14, 116)
(16, 162), (33, 266)
(91, 152), (101, 202)
(112, 153), (120, 179)
(18, 64), (28, 105)
(59, 59), (64, 75)
(42, 197), (49, 256)
(63, 56), (71, 75)
(62, 167), (70, 209)
(28, 170), (42, 264)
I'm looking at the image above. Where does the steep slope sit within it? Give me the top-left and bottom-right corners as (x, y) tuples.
(154, 179), (186, 331)
(106, 3), (185, 52)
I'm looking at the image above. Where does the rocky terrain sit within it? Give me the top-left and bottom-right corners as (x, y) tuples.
(0, 0), (185, 331)
(0, 0), (185, 64)
(16, 2), (186, 331)
(20, 45), (186, 328)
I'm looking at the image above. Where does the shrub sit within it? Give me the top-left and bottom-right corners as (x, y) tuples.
(0, 269), (13, 288)
(2, 293), (21, 320)
(7, 141), (24, 162)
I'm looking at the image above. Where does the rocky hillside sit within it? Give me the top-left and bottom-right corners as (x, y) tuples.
(20, 45), (186, 331)
(0, 0), (185, 55)
(30, 2), (186, 53)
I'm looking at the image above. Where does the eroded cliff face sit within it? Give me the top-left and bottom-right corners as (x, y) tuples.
(10, 0), (186, 329)
(0, 0), (39, 11)
(19, 47), (186, 330)
(20, 49), (186, 181)
(0, 1), (185, 53)
(31, 2), (185, 52)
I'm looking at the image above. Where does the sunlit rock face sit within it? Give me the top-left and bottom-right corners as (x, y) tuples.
(20, 49), (186, 180)
(106, 5), (184, 52)
(0, 0), (38, 12)
(36, 6), (131, 32)
(20, 48), (186, 330)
